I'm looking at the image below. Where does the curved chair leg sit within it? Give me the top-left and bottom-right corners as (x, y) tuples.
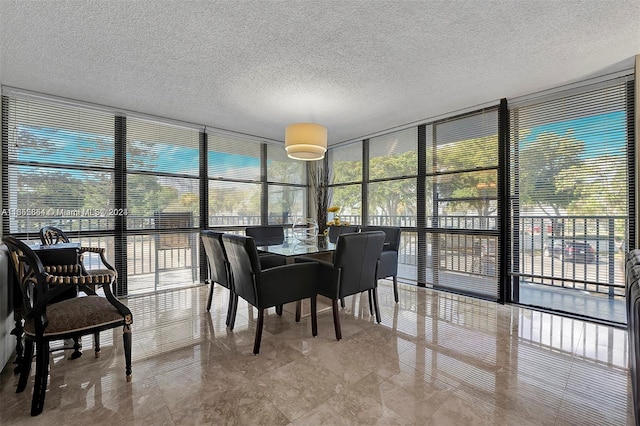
(31, 340), (50, 416)
(310, 296), (318, 337)
(123, 324), (132, 382)
(206, 280), (215, 312)
(228, 293), (238, 330)
(253, 309), (264, 355)
(16, 339), (34, 393)
(340, 297), (345, 308)
(393, 276), (399, 303)
(331, 299), (342, 341)
(94, 332), (101, 358)
(372, 288), (382, 323)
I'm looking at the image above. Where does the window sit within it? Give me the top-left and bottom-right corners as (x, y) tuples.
(510, 76), (633, 322)
(266, 144), (306, 224)
(328, 141), (362, 223)
(427, 108), (500, 299)
(207, 133), (262, 227)
(3, 96), (115, 237)
(368, 128), (417, 227)
(126, 118), (201, 294)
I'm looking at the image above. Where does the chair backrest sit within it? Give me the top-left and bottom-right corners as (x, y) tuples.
(200, 230), (231, 289)
(328, 225), (360, 243)
(333, 231), (385, 297)
(222, 234), (262, 307)
(245, 226), (285, 246)
(360, 226), (401, 251)
(39, 226), (71, 245)
(3, 236), (49, 324)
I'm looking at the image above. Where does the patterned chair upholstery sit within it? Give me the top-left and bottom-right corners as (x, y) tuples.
(3, 236), (132, 416)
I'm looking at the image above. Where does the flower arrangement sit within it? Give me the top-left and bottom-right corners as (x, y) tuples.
(327, 206), (349, 227)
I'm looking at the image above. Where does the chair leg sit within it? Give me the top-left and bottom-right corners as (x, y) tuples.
(372, 288), (382, 323)
(16, 339), (34, 393)
(123, 324), (132, 382)
(331, 299), (342, 341)
(310, 296), (318, 337)
(94, 332), (101, 358)
(393, 275), (399, 303)
(225, 289), (234, 326)
(228, 293), (238, 330)
(340, 297), (345, 308)
(253, 309), (264, 355)
(207, 280), (215, 312)
(276, 304), (283, 316)
(31, 340), (50, 416)
(70, 337), (83, 359)
(295, 301), (301, 322)
(368, 289), (374, 315)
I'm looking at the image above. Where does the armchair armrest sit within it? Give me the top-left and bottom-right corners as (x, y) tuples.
(295, 256), (341, 299)
(256, 262), (319, 308)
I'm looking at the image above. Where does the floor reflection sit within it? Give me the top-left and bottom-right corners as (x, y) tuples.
(0, 281), (633, 425)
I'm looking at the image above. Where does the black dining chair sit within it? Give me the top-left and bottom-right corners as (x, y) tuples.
(245, 225), (288, 270)
(200, 230), (238, 329)
(222, 233), (319, 354)
(297, 231), (385, 340)
(360, 226), (402, 302)
(3, 236), (132, 416)
(327, 225), (360, 243)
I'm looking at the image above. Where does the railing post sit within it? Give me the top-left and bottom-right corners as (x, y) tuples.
(608, 217), (615, 298)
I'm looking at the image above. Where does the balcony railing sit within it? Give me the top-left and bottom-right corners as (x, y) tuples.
(7, 214), (627, 299)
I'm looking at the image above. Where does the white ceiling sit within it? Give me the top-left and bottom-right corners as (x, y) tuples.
(1, 0), (639, 145)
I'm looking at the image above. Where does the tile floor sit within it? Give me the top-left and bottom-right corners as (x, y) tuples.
(0, 281), (634, 425)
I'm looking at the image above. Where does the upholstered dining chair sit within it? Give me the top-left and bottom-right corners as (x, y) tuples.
(200, 230), (238, 329)
(39, 225), (118, 285)
(327, 225), (360, 243)
(3, 236), (132, 416)
(297, 231), (385, 341)
(222, 233), (319, 354)
(245, 225), (288, 270)
(39, 226), (119, 357)
(360, 226), (402, 302)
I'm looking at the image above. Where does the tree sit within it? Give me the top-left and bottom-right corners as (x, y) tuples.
(433, 135), (498, 218)
(518, 131), (585, 216)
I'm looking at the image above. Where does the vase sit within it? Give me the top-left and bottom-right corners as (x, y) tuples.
(292, 218), (319, 245)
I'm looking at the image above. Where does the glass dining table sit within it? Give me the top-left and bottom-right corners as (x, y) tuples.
(256, 236), (336, 317)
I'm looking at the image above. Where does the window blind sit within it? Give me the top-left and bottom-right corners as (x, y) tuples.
(3, 95), (115, 236)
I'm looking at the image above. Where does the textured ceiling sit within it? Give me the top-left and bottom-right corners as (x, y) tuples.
(1, 0), (639, 145)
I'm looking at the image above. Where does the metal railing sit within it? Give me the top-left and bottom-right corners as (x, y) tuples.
(7, 214), (627, 298)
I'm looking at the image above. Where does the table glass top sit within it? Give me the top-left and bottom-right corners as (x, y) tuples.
(257, 238), (336, 257)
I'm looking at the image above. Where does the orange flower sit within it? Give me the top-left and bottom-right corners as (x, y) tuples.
(327, 206), (340, 213)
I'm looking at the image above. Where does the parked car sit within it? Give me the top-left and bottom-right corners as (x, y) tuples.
(543, 240), (596, 263)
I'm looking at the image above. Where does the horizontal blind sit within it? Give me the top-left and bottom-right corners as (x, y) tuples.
(328, 141), (362, 185)
(369, 127), (418, 179)
(429, 107), (500, 300)
(208, 133), (261, 181)
(207, 134), (262, 227)
(3, 95), (115, 236)
(509, 76), (633, 315)
(126, 118), (200, 230)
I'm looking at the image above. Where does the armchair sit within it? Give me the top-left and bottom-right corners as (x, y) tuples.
(200, 230), (238, 329)
(222, 233), (319, 354)
(3, 236), (132, 416)
(360, 226), (402, 302)
(327, 225), (359, 243)
(298, 231), (385, 340)
(245, 225), (287, 270)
